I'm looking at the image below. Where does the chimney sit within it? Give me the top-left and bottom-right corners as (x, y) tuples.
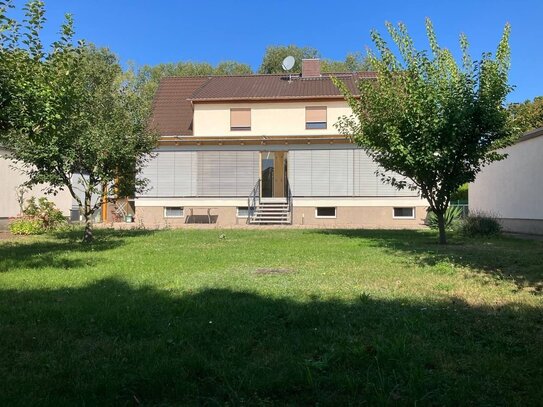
(301, 58), (321, 78)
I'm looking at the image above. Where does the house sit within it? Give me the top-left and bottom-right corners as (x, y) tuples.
(469, 127), (543, 235)
(135, 59), (428, 227)
(0, 147), (74, 229)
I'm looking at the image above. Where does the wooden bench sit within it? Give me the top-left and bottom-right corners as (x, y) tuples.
(187, 207), (217, 224)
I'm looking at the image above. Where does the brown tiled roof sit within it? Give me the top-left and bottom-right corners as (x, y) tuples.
(189, 72), (375, 101)
(151, 72), (376, 136)
(150, 76), (209, 136)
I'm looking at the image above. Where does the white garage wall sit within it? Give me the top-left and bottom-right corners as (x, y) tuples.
(469, 133), (543, 220)
(0, 148), (73, 218)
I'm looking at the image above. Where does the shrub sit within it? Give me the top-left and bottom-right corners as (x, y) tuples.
(459, 211), (502, 237)
(451, 184), (469, 202)
(9, 218), (45, 235)
(426, 206), (463, 230)
(10, 197), (67, 235)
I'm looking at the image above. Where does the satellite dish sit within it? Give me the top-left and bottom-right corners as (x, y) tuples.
(282, 55), (295, 71)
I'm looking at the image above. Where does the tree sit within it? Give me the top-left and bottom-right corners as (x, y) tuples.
(321, 52), (371, 73)
(334, 19), (514, 244)
(126, 60), (253, 109)
(258, 45), (320, 73)
(1, 2), (158, 242)
(508, 96), (543, 134)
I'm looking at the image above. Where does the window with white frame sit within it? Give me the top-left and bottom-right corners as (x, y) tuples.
(164, 207), (184, 218)
(315, 207), (336, 218)
(393, 207), (415, 219)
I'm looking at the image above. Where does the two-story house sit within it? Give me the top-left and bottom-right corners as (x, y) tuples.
(135, 59), (428, 227)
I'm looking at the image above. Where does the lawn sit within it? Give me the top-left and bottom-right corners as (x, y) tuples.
(0, 228), (541, 406)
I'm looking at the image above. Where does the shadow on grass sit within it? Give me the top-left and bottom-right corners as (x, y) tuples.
(0, 228), (156, 272)
(316, 229), (543, 293)
(0, 279), (541, 405)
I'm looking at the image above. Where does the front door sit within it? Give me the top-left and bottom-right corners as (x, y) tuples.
(261, 151), (287, 198)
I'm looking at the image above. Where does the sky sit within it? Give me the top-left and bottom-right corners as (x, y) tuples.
(10, 0), (543, 102)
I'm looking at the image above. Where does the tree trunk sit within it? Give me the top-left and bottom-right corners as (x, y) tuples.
(82, 192), (93, 243)
(83, 215), (93, 243)
(436, 211), (447, 245)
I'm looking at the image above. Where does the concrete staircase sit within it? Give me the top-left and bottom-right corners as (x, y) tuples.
(248, 200), (291, 225)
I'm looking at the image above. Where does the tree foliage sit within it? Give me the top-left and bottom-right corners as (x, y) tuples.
(507, 96), (543, 134)
(127, 60), (253, 109)
(0, 1), (158, 242)
(258, 45), (370, 74)
(335, 19), (514, 244)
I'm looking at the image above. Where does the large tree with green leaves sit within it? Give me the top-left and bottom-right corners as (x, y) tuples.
(1, 1), (158, 242)
(127, 60), (253, 109)
(335, 19), (514, 244)
(258, 45), (370, 74)
(508, 96), (543, 134)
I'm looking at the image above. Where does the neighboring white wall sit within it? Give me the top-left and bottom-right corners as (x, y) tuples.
(192, 100), (352, 137)
(0, 148), (73, 218)
(469, 134), (543, 220)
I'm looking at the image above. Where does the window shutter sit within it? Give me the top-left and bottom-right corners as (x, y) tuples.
(305, 106), (327, 123)
(230, 108), (251, 130)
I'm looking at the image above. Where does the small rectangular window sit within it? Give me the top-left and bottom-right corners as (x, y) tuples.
(230, 108), (251, 131)
(316, 207), (336, 218)
(306, 106), (327, 129)
(393, 207), (415, 219)
(237, 207), (249, 218)
(164, 207), (184, 218)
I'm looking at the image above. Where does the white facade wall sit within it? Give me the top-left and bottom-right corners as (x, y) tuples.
(192, 100), (352, 137)
(0, 148), (73, 218)
(469, 134), (543, 222)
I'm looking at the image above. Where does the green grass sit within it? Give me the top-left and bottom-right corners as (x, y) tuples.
(0, 228), (541, 406)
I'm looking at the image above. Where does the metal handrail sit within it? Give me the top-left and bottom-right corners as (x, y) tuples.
(247, 178), (260, 223)
(286, 177), (293, 224)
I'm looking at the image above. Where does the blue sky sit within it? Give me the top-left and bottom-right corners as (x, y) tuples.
(13, 0), (543, 102)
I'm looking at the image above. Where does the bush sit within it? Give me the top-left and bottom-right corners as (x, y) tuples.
(451, 184), (469, 202)
(459, 211), (502, 237)
(426, 206), (463, 230)
(9, 218), (45, 235)
(9, 197), (67, 235)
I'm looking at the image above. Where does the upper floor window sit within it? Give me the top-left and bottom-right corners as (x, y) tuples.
(306, 106), (327, 129)
(230, 108), (251, 131)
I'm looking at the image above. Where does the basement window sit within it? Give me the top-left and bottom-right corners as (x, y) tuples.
(237, 207), (249, 218)
(315, 207), (336, 218)
(393, 207), (415, 219)
(164, 207), (184, 218)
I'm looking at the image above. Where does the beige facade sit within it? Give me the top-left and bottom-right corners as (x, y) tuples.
(135, 198), (428, 229)
(0, 148), (73, 221)
(192, 100), (352, 138)
(469, 129), (543, 234)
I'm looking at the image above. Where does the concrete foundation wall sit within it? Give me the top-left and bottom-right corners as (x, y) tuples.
(135, 205), (428, 229)
(499, 218), (543, 235)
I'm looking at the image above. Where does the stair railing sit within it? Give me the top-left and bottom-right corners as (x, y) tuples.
(286, 178), (293, 224)
(247, 179), (260, 224)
